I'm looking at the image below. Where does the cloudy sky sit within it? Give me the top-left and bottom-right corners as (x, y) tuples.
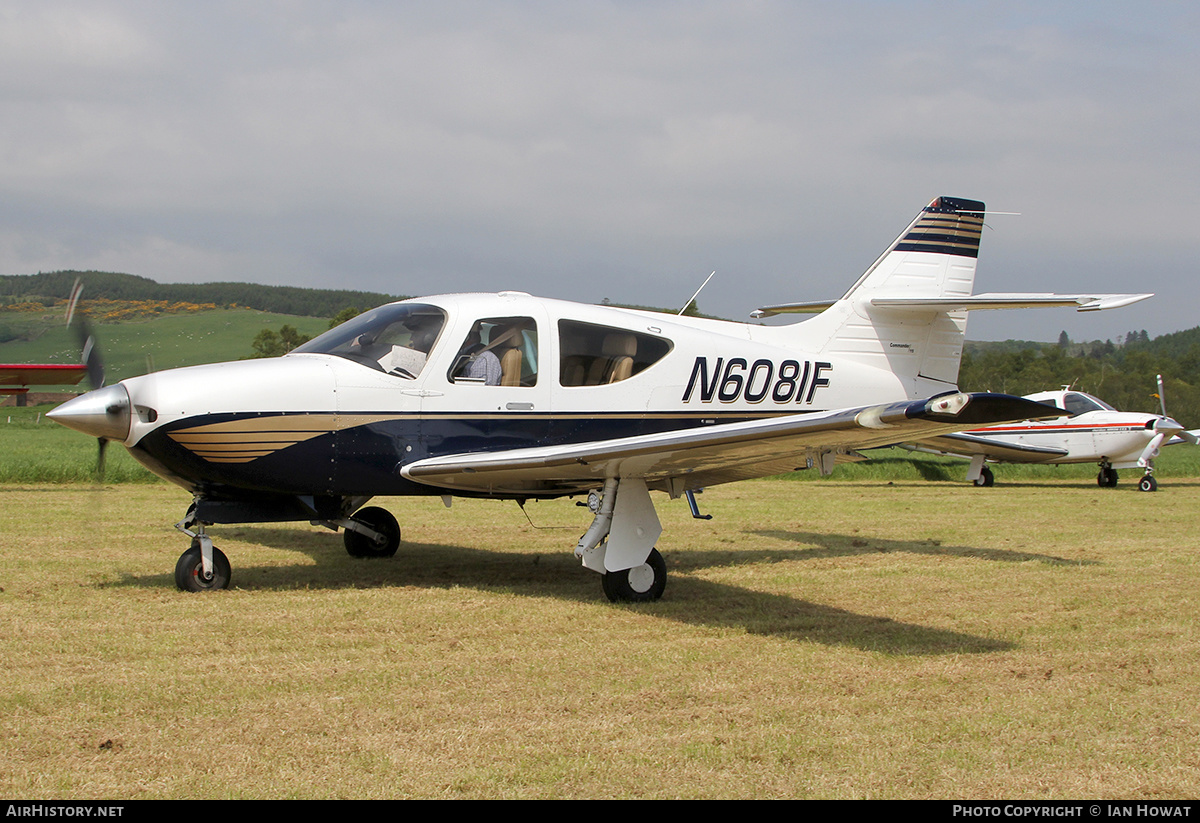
(2, 1), (1196, 342)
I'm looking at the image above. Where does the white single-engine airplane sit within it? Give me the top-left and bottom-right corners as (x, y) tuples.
(48, 196), (1152, 600)
(893, 377), (1198, 491)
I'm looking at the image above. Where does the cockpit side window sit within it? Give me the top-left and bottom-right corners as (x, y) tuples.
(448, 317), (538, 387)
(1062, 392), (1110, 416)
(292, 303), (446, 379)
(558, 320), (673, 386)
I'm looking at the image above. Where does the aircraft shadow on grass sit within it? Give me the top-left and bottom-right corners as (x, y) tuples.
(747, 529), (1096, 567)
(111, 524), (1021, 655)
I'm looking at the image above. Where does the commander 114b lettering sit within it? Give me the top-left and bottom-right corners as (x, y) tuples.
(48, 197), (1150, 600)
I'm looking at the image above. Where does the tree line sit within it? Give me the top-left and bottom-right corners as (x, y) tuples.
(958, 329), (1200, 426)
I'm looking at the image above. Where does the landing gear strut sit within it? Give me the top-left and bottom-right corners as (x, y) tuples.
(174, 506), (231, 592)
(576, 478), (668, 602)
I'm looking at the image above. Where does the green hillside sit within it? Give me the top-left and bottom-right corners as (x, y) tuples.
(0, 270), (401, 318)
(0, 307), (332, 384)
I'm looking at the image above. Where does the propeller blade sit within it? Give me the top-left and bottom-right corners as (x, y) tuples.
(1156, 374), (1167, 418)
(72, 317), (106, 390)
(64, 281), (111, 482)
(96, 438), (108, 483)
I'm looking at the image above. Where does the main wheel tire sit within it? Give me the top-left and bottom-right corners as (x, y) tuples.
(601, 548), (667, 603)
(1139, 475), (1158, 492)
(1098, 468), (1118, 487)
(175, 543), (232, 592)
(344, 506), (401, 558)
(973, 466), (994, 487)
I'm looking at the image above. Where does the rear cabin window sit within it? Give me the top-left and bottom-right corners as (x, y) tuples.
(558, 320), (672, 386)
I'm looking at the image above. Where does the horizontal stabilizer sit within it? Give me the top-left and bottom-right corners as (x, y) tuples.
(752, 292), (1153, 318)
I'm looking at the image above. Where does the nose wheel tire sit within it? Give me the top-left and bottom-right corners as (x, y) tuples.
(1139, 475), (1158, 492)
(175, 543), (232, 592)
(601, 548), (667, 603)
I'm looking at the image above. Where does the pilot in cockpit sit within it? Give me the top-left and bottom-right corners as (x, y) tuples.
(350, 315), (441, 378)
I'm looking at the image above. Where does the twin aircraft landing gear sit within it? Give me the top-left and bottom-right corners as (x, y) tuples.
(1097, 461), (1158, 492)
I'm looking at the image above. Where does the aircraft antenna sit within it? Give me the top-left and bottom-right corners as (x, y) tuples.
(679, 271), (715, 316)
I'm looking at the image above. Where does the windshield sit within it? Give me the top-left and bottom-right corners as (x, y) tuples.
(293, 303), (447, 378)
(1063, 392), (1115, 416)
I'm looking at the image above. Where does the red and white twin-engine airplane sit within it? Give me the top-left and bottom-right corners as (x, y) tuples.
(895, 377), (1198, 491)
(47, 197), (1150, 599)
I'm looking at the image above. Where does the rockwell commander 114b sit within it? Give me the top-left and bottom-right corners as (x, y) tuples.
(48, 197), (1151, 600)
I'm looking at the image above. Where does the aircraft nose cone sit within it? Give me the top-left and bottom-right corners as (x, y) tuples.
(1157, 417), (1186, 435)
(47, 384), (132, 441)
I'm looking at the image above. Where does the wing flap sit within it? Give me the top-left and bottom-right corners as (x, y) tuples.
(401, 392), (1061, 495)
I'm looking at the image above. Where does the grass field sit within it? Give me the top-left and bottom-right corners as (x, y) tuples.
(2, 475), (1199, 799)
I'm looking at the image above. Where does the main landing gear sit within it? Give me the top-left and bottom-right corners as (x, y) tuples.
(576, 478), (669, 603)
(600, 547), (667, 602)
(339, 506), (402, 558)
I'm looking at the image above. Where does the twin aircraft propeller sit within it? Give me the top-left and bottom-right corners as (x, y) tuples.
(47, 197), (1152, 600)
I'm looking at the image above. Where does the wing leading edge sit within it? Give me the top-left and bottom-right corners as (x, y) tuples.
(401, 392), (1062, 496)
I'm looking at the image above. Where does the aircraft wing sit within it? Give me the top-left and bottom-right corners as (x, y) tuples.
(894, 432), (1069, 464)
(0, 364), (89, 387)
(401, 392), (1061, 495)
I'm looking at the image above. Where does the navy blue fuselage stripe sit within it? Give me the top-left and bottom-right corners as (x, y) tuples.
(133, 410), (811, 499)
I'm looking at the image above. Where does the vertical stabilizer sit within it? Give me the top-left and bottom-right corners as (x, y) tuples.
(790, 196), (985, 391)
